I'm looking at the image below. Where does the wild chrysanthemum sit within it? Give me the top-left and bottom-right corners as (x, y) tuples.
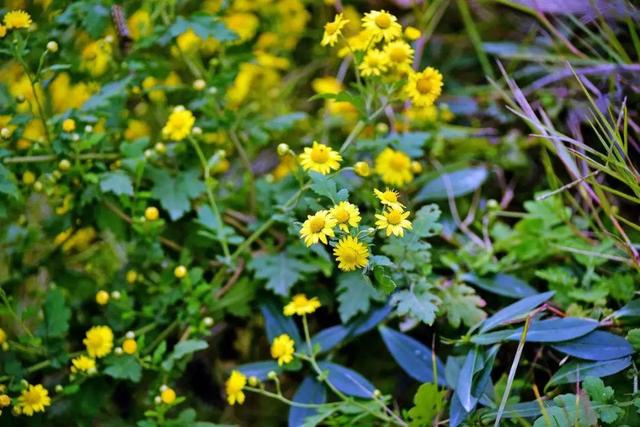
(375, 208), (413, 237)
(71, 355), (96, 374)
(162, 106), (195, 141)
(374, 188), (405, 210)
(299, 210), (336, 246)
(284, 294), (321, 316)
(406, 67), (443, 107)
(226, 370), (247, 405)
(0, 25), (7, 38)
(384, 40), (414, 71)
(3, 10), (32, 29)
(321, 13), (348, 47)
(16, 384), (50, 416)
(338, 29), (374, 57)
(330, 201), (361, 232)
(161, 387), (177, 404)
(270, 334), (295, 366)
(299, 141), (342, 175)
(362, 10), (401, 42)
(359, 49), (388, 77)
(333, 236), (369, 271)
(353, 161), (371, 177)
(83, 325), (114, 358)
(375, 148), (414, 186)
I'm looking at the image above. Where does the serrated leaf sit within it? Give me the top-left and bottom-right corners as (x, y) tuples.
(104, 355), (142, 382)
(250, 252), (318, 296)
(391, 289), (439, 325)
(407, 382), (447, 427)
(309, 172), (338, 201)
(441, 283), (487, 328)
(149, 168), (205, 220)
(336, 272), (382, 323)
(99, 171), (134, 196)
(41, 288), (70, 338)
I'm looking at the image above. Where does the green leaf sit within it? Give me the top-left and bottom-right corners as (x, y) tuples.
(99, 171), (134, 196)
(168, 14), (237, 42)
(546, 357), (632, 388)
(171, 340), (209, 359)
(461, 273), (537, 299)
(336, 272), (382, 323)
(104, 355), (142, 382)
(407, 383), (446, 427)
(479, 291), (555, 333)
(391, 288), (439, 325)
(626, 328), (640, 350)
(81, 77), (131, 112)
(309, 172), (338, 201)
(0, 164), (19, 199)
(441, 283), (486, 328)
(414, 167), (488, 202)
(249, 251), (318, 296)
(149, 168), (205, 220)
(533, 394), (598, 427)
(41, 288), (70, 338)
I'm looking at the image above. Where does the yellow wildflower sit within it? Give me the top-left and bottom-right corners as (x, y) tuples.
(354, 161), (371, 177)
(384, 40), (414, 71)
(162, 106), (195, 141)
(95, 290), (109, 305)
(321, 13), (348, 47)
(83, 326), (114, 358)
(362, 10), (401, 42)
(225, 370), (247, 405)
(333, 236), (369, 271)
(299, 141), (342, 175)
(375, 208), (413, 237)
(330, 201), (361, 232)
(406, 67), (443, 108)
(374, 188), (405, 210)
(122, 338), (137, 354)
(71, 355), (96, 374)
(375, 148), (414, 186)
(4, 10), (31, 29)
(359, 49), (388, 77)
(161, 387), (176, 404)
(284, 294), (321, 316)
(270, 334), (295, 366)
(299, 210), (336, 246)
(16, 384), (50, 416)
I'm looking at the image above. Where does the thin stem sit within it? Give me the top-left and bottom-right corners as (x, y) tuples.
(189, 136), (231, 261)
(14, 47), (51, 145)
(339, 101), (388, 153)
(3, 153), (119, 164)
(244, 386), (333, 409)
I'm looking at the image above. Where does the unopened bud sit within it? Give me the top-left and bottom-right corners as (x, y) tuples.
(46, 41), (58, 53)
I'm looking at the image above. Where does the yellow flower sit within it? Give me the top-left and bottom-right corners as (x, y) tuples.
(126, 270), (138, 284)
(359, 49), (388, 77)
(145, 206), (159, 221)
(124, 119), (150, 140)
(311, 76), (343, 94)
(225, 370), (247, 405)
(176, 29), (202, 54)
(375, 208), (412, 237)
(62, 118), (76, 132)
(4, 10), (31, 29)
(384, 40), (414, 71)
(95, 290), (109, 305)
(71, 355), (96, 374)
(283, 294), (321, 316)
(174, 265), (188, 279)
(406, 67), (443, 108)
(270, 334), (295, 366)
(374, 188), (405, 210)
(330, 201), (361, 232)
(362, 10), (401, 42)
(339, 29), (374, 57)
(333, 236), (369, 271)
(122, 338), (137, 354)
(128, 10), (152, 40)
(0, 25), (7, 38)
(83, 326), (114, 358)
(0, 328), (6, 345)
(321, 13), (348, 47)
(299, 141), (342, 175)
(411, 161), (423, 173)
(404, 26), (422, 41)
(299, 210), (336, 246)
(353, 161), (371, 177)
(162, 106), (195, 141)
(16, 384), (50, 416)
(0, 394), (10, 407)
(22, 171), (35, 185)
(81, 39), (112, 77)
(161, 387), (176, 404)
(224, 13), (259, 42)
(375, 148), (414, 186)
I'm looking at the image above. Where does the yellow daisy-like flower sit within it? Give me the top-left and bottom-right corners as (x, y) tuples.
(374, 188), (405, 210)
(375, 148), (414, 187)
(270, 334), (295, 366)
(359, 49), (388, 77)
(338, 29), (374, 57)
(0, 327), (6, 345)
(16, 384), (51, 416)
(283, 294), (321, 316)
(162, 106), (195, 141)
(406, 67), (444, 108)
(330, 201), (361, 232)
(0, 25), (7, 38)
(321, 13), (349, 47)
(299, 210), (337, 246)
(299, 141), (342, 175)
(362, 10), (401, 42)
(4, 10), (32, 30)
(71, 355), (96, 374)
(375, 208), (413, 237)
(225, 370), (247, 405)
(311, 76), (343, 94)
(333, 236), (369, 271)
(83, 325), (114, 358)
(353, 161), (371, 177)
(384, 40), (414, 71)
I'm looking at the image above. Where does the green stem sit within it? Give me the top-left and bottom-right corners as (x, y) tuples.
(339, 101), (388, 153)
(244, 386), (335, 409)
(3, 153), (119, 164)
(189, 136), (231, 262)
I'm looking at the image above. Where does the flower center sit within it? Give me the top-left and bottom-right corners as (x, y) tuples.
(310, 146), (329, 163)
(383, 192), (398, 203)
(375, 14), (391, 29)
(334, 209), (350, 223)
(309, 217), (326, 233)
(325, 22), (339, 35)
(387, 210), (402, 225)
(389, 47), (406, 62)
(24, 390), (41, 405)
(389, 153), (408, 171)
(416, 77), (433, 94)
(342, 248), (358, 263)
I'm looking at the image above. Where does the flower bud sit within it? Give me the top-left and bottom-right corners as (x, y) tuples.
(174, 265), (187, 279)
(203, 317), (214, 327)
(111, 290), (121, 300)
(193, 79), (206, 91)
(46, 41), (59, 53)
(58, 159), (71, 171)
(95, 290), (109, 305)
(277, 143), (290, 156)
(353, 161), (371, 177)
(0, 128), (11, 139)
(192, 126), (203, 136)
